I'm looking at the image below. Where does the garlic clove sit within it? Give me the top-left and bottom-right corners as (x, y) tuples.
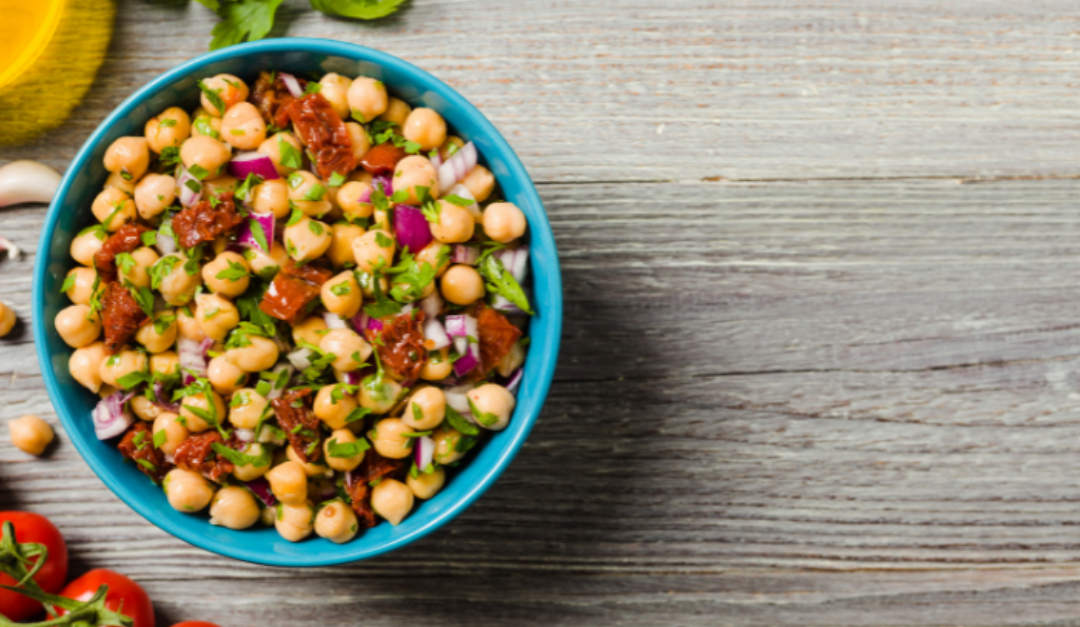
(0, 160), (62, 208)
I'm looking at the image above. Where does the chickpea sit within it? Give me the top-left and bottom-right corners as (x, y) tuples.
(195, 293), (239, 341)
(100, 351), (151, 389)
(55, 305), (101, 349)
(344, 121), (370, 161)
(359, 374), (402, 415)
(7, 415), (54, 456)
(292, 316), (328, 347)
(251, 178), (290, 218)
(351, 229), (396, 273)
(285, 446), (333, 478)
(118, 247), (159, 290)
(430, 201), (475, 244)
(244, 241), (287, 279)
(466, 383), (515, 431)
(438, 136), (466, 160)
(130, 395), (163, 422)
(176, 306), (206, 341)
(320, 271), (362, 318)
(370, 418), (413, 460)
(70, 229), (105, 267)
(370, 478), (413, 526)
(258, 132), (303, 176)
(275, 501), (315, 542)
(265, 461), (308, 506)
(377, 97), (412, 126)
(104, 171), (136, 197)
(347, 77), (388, 123)
(228, 388), (269, 430)
(432, 423), (466, 465)
(314, 384), (359, 430)
(327, 222), (365, 268)
(180, 391), (226, 433)
(206, 485), (261, 530)
(232, 443), (271, 482)
(407, 466), (446, 500)
(144, 107), (191, 153)
(402, 108), (447, 152)
(355, 271), (389, 300)
(403, 387), (446, 430)
(226, 335), (279, 373)
(319, 73), (353, 119)
(283, 217), (333, 263)
(150, 351), (180, 378)
(323, 428), (366, 472)
(0, 301), (15, 338)
(416, 241), (451, 278)
(180, 135), (231, 179)
(462, 165), (496, 202)
(336, 181), (374, 218)
(419, 348), (453, 381)
(135, 310), (178, 354)
(62, 267), (98, 305)
(483, 202), (528, 244)
(202, 251), (250, 298)
(69, 341), (107, 392)
(286, 171), (332, 218)
(164, 468), (215, 513)
(392, 155), (439, 205)
(220, 101), (266, 150)
(91, 187), (136, 232)
(440, 265), (485, 306)
(133, 173), (176, 220)
(318, 329), (372, 373)
(191, 113), (222, 140)
(314, 501), (358, 544)
(203, 174), (238, 199)
(103, 137), (150, 182)
(207, 354), (247, 395)
(199, 74), (249, 116)
(152, 412), (188, 456)
(154, 254), (201, 307)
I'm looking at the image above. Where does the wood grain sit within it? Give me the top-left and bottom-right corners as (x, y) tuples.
(5, 0), (1080, 625)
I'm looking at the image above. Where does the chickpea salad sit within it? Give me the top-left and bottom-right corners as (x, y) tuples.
(56, 69), (534, 543)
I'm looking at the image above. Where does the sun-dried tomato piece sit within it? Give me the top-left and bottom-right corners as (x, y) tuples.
(271, 388), (322, 463)
(100, 282), (147, 354)
(469, 304), (523, 381)
(174, 431), (236, 483)
(282, 259), (334, 285)
(171, 191), (244, 250)
(366, 311), (427, 380)
(346, 448), (405, 528)
(258, 260), (333, 325)
(94, 224), (150, 283)
(249, 71), (306, 129)
(360, 142), (407, 175)
(119, 422), (171, 482)
(284, 93), (356, 180)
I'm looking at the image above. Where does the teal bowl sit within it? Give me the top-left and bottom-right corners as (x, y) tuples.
(32, 38), (562, 566)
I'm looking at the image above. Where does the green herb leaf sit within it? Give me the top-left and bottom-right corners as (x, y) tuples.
(159, 146), (182, 169)
(361, 270), (402, 318)
(308, 220), (325, 236)
(115, 252), (137, 278)
(150, 255), (180, 290)
(158, 117), (178, 128)
(327, 437), (370, 459)
(235, 173), (264, 203)
(330, 281), (351, 296)
(303, 183), (327, 202)
(303, 82), (322, 95)
(117, 370), (151, 391)
(193, 116), (220, 140)
(196, 79), (226, 114)
(443, 194), (473, 208)
(279, 138), (303, 170)
(478, 251), (534, 315)
(345, 407), (372, 424)
(187, 163), (210, 181)
(216, 259), (249, 282)
(445, 405), (480, 436)
(132, 286), (156, 318)
(327, 172), (346, 187)
(247, 217), (270, 252)
(211, 442), (271, 468)
(286, 208), (304, 226)
(60, 274), (77, 294)
(309, 0), (406, 20)
(141, 230), (158, 247)
(153, 429), (168, 449)
(208, 0), (286, 51)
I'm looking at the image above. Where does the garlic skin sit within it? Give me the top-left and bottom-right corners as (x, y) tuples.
(0, 160), (62, 208)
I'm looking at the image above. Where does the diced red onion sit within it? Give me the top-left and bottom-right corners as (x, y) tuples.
(235, 211), (275, 254)
(344, 470), (356, 489)
(445, 314), (478, 357)
(423, 317), (451, 351)
(506, 369), (523, 395)
(245, 477), (277, 507)
(453, 350), (479, 377)
(179, 337), (211, 385)
(341, 371), (362, 386)
(430, 152), (443, 169)
(445, 183), (480, 219)
(279, 72), (303, 98)
(323, 312), (347, 330)
(414, 435), (435, 471)
(491, 294), (524, 315)
(419, 291), (443, 319)
(228, 152), (280, 181)
(393, 205), (433, 253)
(350, 312), (369, 334)
(358, 175), (392, 204)
(451, 245), (480, 265)
(265, 363), (294, 401)
(0, 236), (21, 260)
(497, 246), (529, 283)
(152, 380), (181, 413)
(287, 347), (314, 370)
(155, 216), (177, 256)
(234, 428), (255, 442)
(437, 142), (477, 193)
(176, 166), (201, 207)
(92, 390), (135, 440)
(399, 303), (414, 315)
(443, 384), (472, 414)
(367, 317), (384, 334)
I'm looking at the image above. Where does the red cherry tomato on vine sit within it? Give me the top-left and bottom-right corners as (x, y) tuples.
(0, 511), (69, 621)
(57, 569), (155, 627)
(170, 623), (221, 627)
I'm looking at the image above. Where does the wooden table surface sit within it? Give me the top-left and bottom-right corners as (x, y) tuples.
(6, 1), (1080, 624)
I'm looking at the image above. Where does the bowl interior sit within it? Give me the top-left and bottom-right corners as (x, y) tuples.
(33, 39), (562, 567)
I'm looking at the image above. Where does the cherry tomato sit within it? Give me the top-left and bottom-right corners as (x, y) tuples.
(170, 623), (221, 627)
(57, 569), (155, 627)
(0, 511), (69, 621)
